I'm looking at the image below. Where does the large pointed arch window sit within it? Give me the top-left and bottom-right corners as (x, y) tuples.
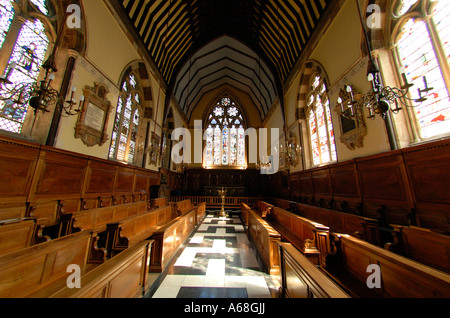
(393, 0), (450, 140)
(0, 1), (50, 134)
(203, 96), (246, 168)
(0, 0), (14, 50)
(109, 73), (142, 164)
(306, 74), (337, 166)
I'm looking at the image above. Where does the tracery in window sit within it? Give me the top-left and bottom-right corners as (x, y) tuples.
(204, 96), (246, 168)
(394, 0), (450, 139)
(0, 18), (49, 134)
(109, 73), (142, 164)
(396, 0), (419, 16)
(29, 0), (49, 15)
(306, 74), (337, 166)
(0, 0), (14, 50)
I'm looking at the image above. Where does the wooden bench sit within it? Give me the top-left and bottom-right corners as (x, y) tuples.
(296, 201), (380, 246)
(0, 230), (95, 298)
(149, 205), (200, 273)
(171, 198), (193, 217)
(278, 242), (350, 298)
(104, 205), (173, 258)
(253, 200), (274, 218)
(386, 224), (450, 274)
(60, 201), (148, 236)
(240, 202), (251, 227)
(247, 209), (281, 275)
(272, 198), (380, 246)
(324, 233), (450, 298)
(48, 240), (153, 298)
(194, 202), (206, 226)
(149, 197), (167, 209)
(0, 218), (37, 255)
(265, 206), (331, 266)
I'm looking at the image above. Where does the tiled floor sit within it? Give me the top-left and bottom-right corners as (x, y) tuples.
(147, 210), (280, 298)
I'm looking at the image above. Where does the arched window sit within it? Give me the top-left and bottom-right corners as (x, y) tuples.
(109, 73), (142, 164)
(306, 73), (337, 166)
(393, 0), (450, 139)
(204, 96), (246, 168)
(0, 1), (51, 134)
(0, 0), (14, 50)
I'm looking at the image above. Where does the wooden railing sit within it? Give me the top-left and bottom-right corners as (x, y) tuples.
(169, 196), (264, 209)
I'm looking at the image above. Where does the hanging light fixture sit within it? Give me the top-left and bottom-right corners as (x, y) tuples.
(0, 2), (81, 117)
(337, 0), (434, 120)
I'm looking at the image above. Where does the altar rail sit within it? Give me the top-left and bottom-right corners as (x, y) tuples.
(169, 196), (264, 209)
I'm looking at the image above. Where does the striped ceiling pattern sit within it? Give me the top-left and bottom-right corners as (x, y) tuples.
(118, 0), (332, 117)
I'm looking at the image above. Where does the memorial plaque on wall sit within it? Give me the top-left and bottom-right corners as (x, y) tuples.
(84, 102), (106, 132)
(75, 82), (112, 147)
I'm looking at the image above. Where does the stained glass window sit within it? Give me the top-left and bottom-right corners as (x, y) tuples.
(395, 0), (450, 139)
(109, 73), (142, 164)
(204, 96), (246, 168)
(306, 74), (337, 166)
(0, 0), (14, 50)
(396, 0), (419, 16)
(0, 19), (49, 134)
(29, 0), (49, 15)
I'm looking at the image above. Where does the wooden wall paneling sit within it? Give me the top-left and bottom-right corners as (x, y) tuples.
(356, 152), (414, 226)
(329, 160), (362, 214)
(134, 168), (150, 201)
(298, 171), (314, 204)
(28, 148), (88, 201)
(84, 159), (117, 199)
(0, 137), (40, 207)
(289, 173), (300, 198)
(401, 140), (450, 233)
(114, 165), (136, 196)
(311, 167), (332, 208)
(149, 171), (160, 187)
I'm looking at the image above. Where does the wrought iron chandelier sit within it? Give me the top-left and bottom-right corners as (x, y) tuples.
(337, 0), (434, 120)
(0, 5), (81, 118)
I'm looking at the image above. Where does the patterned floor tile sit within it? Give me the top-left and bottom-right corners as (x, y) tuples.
(149, 210), (279, 298)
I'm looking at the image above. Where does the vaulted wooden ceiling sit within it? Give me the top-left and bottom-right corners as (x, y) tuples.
(114, 0), (333, 119)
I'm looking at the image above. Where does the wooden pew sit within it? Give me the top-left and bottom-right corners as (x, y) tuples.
(48, 240), (153, 298)
(272, 198), (380, 246)
(278, 242), (350, 298)
(240, 202), (251, 227)
(104, 205), (173, 258)
(324, 233), (450, 298)
(149, 197), (167, 209)
(247, 209), (281, 275)
(194, 202), (206, 226)
(0, 218), (37, 255)
(149, 205), (199, 273)
(253, 200), (274, 218)
(296, 201), (379, 246)
(172, 198), (193, 216)
(61, 201), (148, 236)
(265, 206), (331, 266)
(0, 230), (95, 298)
(386, 224), (450, 274)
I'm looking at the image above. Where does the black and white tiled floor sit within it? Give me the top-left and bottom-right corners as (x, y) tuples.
(148, 210), (280, 298)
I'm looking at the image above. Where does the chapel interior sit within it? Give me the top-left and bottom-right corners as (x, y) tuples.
(0, 0), (449, 299)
